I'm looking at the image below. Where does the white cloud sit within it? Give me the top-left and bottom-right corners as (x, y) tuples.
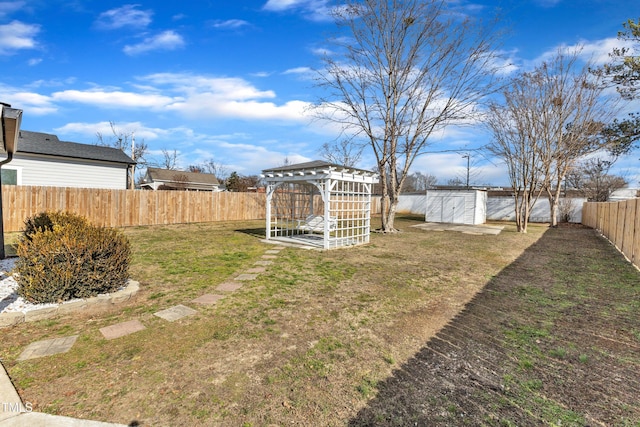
(26, 72), (311, 123)
(0, 86), (56, 114)
(0, 20), (40, 54)
(95, 4), (153, 30)
(27, 57), (41, 66)
(143, 73), (276, 100)
(123, 30), (186, 55)
(212, 19), (250, 30)
(51, 89), (175, 108)
(283, 66), (312, 75)
(262, 0), (335, 21)
(55, 121), (171, 141)
(262, 0), (306, 12)
(529, 37), (635, 69)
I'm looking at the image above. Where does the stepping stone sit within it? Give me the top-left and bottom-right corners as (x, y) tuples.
(264, 249), (280, 254)
(154, 304), (198, 322)
(245, 267), (266, 274)
(261, 255), (278, 260)
(17, 335), (78, 361)
(99, 320), (145, 340)
(235, 273), (258, 281)
(192, 294), (225, 305)
(216, 281), (243, 292)
(254, 260), (273, 266)
(273, 246), (285, 250)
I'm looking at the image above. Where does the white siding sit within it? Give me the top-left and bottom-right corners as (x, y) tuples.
(9, 154), (128, 189)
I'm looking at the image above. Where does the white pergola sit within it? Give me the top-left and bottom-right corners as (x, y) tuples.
(262, 160), (379, 249)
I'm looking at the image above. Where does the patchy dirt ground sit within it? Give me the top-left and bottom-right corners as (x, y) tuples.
(2, 220), (639, 426)
(350, 224), (640, 426)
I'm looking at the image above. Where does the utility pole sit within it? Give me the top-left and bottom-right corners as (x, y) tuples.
(462, 153), (470, 189)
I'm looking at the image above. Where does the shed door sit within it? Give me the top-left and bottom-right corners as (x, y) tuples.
(443, 196), (465, 224)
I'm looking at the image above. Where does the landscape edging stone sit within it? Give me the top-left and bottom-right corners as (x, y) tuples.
(0, 280), (140, 328)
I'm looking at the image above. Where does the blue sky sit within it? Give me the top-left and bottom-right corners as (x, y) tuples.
(0, 0), (638, 185)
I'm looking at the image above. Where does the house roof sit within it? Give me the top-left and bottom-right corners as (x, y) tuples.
(145, 167), (220, 185)
(17, 130), (136, 165)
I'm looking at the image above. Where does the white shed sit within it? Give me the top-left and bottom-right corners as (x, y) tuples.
(425, 189), (487, 225)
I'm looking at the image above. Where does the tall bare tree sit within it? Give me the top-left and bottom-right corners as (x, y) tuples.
(314, 0), (502, 232)
(535, 50), (618, 227)
(487, 49), (618, 230)
(486, 82), (546, 233)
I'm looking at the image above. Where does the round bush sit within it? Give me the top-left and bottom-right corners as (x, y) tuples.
(15, 211), (131, 304)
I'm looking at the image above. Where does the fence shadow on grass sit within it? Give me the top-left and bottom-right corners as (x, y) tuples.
(348, 226), (640, 426)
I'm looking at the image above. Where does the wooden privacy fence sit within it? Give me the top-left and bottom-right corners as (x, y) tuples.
(582, 199), (640, 267)
(0, 185), (384, 232)
(1, 186), (268, 232)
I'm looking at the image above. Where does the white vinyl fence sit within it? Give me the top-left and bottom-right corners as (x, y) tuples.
(396, 193), (586, 223)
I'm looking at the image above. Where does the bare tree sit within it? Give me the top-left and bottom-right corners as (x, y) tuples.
(402, 171), (438, 192)
(319, 139), (364, 167)
(96, 121), (148, 188)
(566, 157), (628, 202)
(486, 78), (546, 233)
(314, 0), (502, 232)
(157, 149), (180, 170)
(200, 158), (229, 181)
(487, 49), (618, 231)
(534, 50), (618, 226)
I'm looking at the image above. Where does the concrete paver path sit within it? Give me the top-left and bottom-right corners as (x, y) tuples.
(17, 336), (78, 361)
(99, 320), (145, 340)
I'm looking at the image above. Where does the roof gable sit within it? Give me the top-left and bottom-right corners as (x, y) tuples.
(17, 131), (136, 165)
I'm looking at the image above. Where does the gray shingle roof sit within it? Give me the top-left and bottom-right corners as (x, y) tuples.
(17, 130), (136, 165)
(146, 167), (220, 185)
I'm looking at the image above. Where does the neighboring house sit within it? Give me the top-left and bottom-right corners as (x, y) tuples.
(2, 130), (136, 189)
(140, 167), (221, 191)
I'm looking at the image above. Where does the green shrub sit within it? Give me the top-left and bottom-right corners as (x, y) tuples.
(15, 211), (131, 304)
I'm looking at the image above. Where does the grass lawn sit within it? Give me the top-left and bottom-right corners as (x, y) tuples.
(1, 216), (639, 426)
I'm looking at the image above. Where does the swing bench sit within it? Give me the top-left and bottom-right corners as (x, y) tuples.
(296, 215), (337, 233)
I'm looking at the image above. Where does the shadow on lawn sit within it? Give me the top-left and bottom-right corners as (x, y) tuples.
(349, 226), (640, 426)
(234, 227), (267, 239)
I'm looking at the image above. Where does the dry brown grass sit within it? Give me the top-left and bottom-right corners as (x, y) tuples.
(0, 216), (547, 425)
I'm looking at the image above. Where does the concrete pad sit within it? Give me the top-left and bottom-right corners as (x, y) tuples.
(99, 320), (145, 340)
(254, 260), (273, 266)
(17, 336), (78, 361)
(216, 282), (243, 292)
(153, 304), (197, 322)
(264, 249), (281, 254)
(261, 255), (278, 260)
(0, 363), (22, 422)
(412, 223), (504, 235)
(192, 294), (225, 305)
(234, 273), (258, 281)
(245, 267), (266, 274)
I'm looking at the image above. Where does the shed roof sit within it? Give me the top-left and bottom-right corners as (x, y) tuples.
(145, 167), (220, 185)
(17, 130), (136, 165)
